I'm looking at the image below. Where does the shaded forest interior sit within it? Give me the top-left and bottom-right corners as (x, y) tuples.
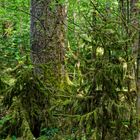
(1, 0), (140, 140)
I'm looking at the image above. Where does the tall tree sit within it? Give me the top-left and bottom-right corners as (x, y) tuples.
(30, 0), (66, 84)
(29, 0), (66, 137)
(130, 0), (140, 139)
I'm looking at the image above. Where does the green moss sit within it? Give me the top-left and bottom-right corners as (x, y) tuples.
(1, 68), (50, 139)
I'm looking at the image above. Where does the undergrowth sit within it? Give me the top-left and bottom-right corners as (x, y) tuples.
(0, 66), (50, 139)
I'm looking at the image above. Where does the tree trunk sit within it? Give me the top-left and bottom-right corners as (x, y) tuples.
(30, 0), (66, 83)
(130, 0), (140, 139)
(30, 0), (66, 137)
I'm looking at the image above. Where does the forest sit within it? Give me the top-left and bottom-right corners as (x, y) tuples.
(0, 0), (140, 140)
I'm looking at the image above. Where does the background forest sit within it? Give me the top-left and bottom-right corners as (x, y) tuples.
(0, 0), (140, 140)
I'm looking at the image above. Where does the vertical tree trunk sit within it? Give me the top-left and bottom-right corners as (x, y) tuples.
(30, 0), (66, 137)
(30, 0), (66, 83)
(130, 0), (140, 139)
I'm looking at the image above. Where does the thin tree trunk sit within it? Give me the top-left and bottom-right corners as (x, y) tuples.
(130, 0), (140, 139)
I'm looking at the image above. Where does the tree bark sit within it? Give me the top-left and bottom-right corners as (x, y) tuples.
(30, 0), (66, 83)
(30, 0), (66, 137)
(130, 0), (140, 139)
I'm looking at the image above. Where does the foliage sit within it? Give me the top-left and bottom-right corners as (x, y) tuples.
(0, 0), (139, 140)
(0, 0), (30, 68)
(0, 66), (50, 139)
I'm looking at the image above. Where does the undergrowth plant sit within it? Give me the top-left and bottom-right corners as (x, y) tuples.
(0, 66), (50, 139)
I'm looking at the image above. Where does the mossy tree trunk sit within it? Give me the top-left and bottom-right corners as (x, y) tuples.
(29, 0), (66, 138)
(30, 0), (66, 84)
(130, 0), (140, 139)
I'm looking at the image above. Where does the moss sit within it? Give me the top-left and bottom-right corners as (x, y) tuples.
(0, 78), (8, 95)
(20, 119), (34, 139)
(1, 68), (50, 139)
(5, 136), (12, 140)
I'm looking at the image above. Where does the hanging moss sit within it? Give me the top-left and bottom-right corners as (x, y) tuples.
(1, 67), (50, 139)
(0, 77), (8, 95)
